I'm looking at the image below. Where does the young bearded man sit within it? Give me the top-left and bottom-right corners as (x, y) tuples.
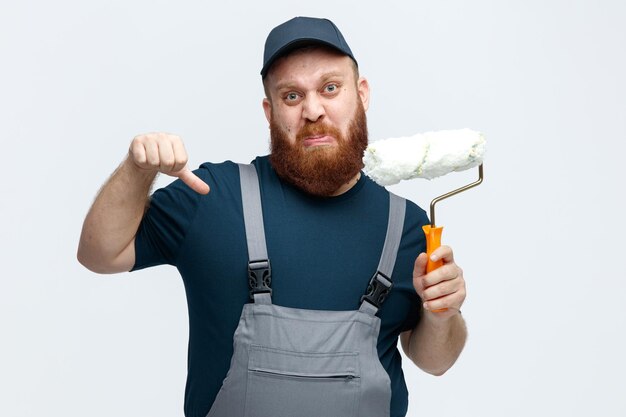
(78, 16), (467, 417)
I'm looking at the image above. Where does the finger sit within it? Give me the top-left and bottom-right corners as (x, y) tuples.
(430, 245), (454, 264)
(144, 139), (160, 168)
(423, 290), (465, 312)
(421, 278), (461, 301)
(158, 140), (176, 172)
(422, 263), (462, 288)
(177, 167), (210, 195)
(129, 139), (148, 167)
(171, 138), (188, 173)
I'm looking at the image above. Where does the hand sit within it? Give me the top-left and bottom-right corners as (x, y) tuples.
(128, 132), (210, 194)
(412, 246), (466, 318)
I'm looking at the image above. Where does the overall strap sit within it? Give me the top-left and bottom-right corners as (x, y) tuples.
(238, 163), (272, 305)
(360, 192), (407, 316)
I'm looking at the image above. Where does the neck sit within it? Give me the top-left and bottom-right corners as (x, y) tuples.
(330, 171), (361, 196)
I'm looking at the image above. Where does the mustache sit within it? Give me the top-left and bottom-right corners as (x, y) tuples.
(296, 122), (342, 142)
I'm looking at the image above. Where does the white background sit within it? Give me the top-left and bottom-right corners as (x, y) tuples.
(1, 0), (625, 416)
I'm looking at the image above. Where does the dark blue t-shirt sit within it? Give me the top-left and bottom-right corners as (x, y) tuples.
(132, 155), (429, 417)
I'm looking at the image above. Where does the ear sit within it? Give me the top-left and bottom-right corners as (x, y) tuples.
(357, 77), (370, 112)
(262, 97), (272, 124)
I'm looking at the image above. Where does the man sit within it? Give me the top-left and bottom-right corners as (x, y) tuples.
(78, 16), (467, 417)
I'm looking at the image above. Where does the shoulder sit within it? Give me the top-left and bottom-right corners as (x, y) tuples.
(196, 156), (273, 182)
(403, 198), (429, 229)
(362, 175), (429, 227)
(196, 160), (241, 185)
(249, 155), (274, 180)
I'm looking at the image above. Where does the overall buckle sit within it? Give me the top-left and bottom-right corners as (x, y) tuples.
(360, 271), (393, 309)
(248, 259), (272, 299)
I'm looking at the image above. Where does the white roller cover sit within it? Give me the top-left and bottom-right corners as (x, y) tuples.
(363, 128), (486, 186)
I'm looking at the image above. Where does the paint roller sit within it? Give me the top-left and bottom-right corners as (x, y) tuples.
(363, 128), (485, 311)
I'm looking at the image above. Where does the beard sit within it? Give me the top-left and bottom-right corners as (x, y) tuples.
(269, 103), (368, 197)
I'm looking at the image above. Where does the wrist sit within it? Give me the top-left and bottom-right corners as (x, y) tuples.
(122, 156), (159, 182)
(422, 308), (462, 326)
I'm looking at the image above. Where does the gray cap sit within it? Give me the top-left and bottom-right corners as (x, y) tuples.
(261, 16), (357, 78)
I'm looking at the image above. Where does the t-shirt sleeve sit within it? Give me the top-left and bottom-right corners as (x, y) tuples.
(130, 168), (206, 271)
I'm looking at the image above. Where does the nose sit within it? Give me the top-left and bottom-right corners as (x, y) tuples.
(301, 94), (325, 123)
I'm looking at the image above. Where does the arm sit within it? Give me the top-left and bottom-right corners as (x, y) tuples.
(77, 133), (209, 274)
(400, 247), (467, 376)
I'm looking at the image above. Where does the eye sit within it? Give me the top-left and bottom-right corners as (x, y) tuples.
(324, 83), (338, 93)
(285, 92), (300, 102)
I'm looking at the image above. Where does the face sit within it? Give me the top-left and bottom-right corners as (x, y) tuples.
(262, 47), (371, 196)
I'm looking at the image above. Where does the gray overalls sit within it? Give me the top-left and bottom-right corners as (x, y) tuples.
(205, 164), (407, 417)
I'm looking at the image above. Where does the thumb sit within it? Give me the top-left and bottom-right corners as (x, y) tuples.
(413, 252), (428, 280)
(412, 252), (428, 294)
(176, 167), (210, 195)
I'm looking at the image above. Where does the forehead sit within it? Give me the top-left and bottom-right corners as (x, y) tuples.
(265, 47), (355, 89)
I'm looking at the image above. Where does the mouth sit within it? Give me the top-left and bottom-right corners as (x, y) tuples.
(302, 135), (336, 148)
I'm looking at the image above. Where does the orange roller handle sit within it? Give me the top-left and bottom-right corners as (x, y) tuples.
(422, 225), (444, 273)
(422, 225), (447, 313)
